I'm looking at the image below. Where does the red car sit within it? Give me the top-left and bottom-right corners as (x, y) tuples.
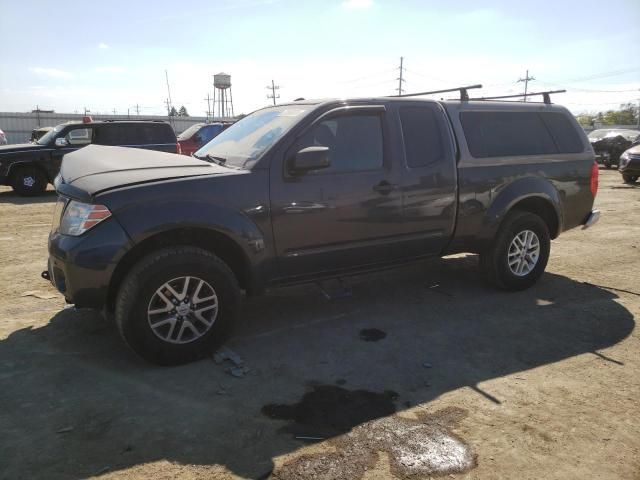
(177, 123), (229, 156)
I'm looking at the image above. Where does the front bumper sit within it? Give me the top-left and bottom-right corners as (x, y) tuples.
(582, 209), (600, 230)
(619, 157), (640, 175)
(46, 217), (132, 308)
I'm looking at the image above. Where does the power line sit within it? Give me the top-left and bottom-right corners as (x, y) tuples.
(536, 79), (639, 93)
(266, 80), (280, 106)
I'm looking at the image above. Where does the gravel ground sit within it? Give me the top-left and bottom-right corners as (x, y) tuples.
(0, 168), (638, 480)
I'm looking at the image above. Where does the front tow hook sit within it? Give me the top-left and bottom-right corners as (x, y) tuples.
(41, 270), (50, 281)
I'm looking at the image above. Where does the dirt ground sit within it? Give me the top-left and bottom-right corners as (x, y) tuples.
(0, 169), (639, 480)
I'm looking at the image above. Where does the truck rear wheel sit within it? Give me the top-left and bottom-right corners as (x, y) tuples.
(480, 210), (550, 291)
(622, 174), (638, 184)
(115, 246), (241, 365)
(11, 165), (47, 196)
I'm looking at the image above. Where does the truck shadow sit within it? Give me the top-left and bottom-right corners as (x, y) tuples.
(0, 256), (635, 479)
(0, 188), (57, 205)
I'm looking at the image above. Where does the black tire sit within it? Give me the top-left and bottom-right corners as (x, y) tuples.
(115, 246), (241, 366)
(480, 210), (551, 291)
(622, 174), (638, 184)
(10, 165), (47, 196)
(603, 159), (612, 169)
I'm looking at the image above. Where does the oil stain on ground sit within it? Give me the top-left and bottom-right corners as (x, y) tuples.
(264, 386), (476, 480)
(262, 385), (397, 438)
(359, 328), (387, 342)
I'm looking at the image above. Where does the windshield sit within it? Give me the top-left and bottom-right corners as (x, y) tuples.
(37, 125), (64, 145)
(177, 123), (204, 141)
(194, 105), (313, 168)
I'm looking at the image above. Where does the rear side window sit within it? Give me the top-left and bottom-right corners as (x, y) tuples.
(539, 112), (584, 153)
(460, 111), (557, 158)
(93, 125), (122, 146)
(145, 124), (176, 144)
(399, 106), (448, 167)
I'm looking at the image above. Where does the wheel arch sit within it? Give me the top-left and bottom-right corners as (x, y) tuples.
(481, 177), (563, 242)
(7, 161), (50, 183)
(106, 227), (254, 312)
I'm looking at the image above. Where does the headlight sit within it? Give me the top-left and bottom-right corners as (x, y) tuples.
(619, 152), (629, 167)
(59, 200), (111, 236)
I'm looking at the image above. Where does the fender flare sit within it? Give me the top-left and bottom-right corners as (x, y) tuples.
(478, 176), (563, 242)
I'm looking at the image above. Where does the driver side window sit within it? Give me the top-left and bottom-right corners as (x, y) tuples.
(66, 128), (92, 146)
(297, 114), (384, 174)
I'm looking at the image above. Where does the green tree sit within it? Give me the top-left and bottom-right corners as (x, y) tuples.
(178, 105), (189, 117)
(169, 106), (178, 117)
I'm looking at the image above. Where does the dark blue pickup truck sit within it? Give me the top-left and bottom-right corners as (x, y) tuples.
(45, 95), (600, 364)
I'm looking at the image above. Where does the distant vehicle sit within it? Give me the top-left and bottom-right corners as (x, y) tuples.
(177, 122), (231, 156)
(618, 144), (640, 184)
(30, 126), (54, 143)
(0, 118), (179, 196)
(0, 128), (6, 145)
(46, 95), (599, 365)
(588, 129), (640, 168)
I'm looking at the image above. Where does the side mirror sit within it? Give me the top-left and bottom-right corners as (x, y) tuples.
(290, 146), (330, 174)
(55, 137), (68, 148)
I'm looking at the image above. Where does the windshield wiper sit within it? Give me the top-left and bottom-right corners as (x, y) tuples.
(195, 153), (228, 166)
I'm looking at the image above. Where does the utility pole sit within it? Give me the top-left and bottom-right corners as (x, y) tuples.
(164, 69), (175, 127)
(127, 108), (130, 119)
(164, 98), (172, 117)
(204, 93), (212, 121)
(165, 70), (173, 111)
(517, 70), (535, 102)
(112, 108), (117, 115)
(397, 56), (406, 96)
(266, 80), (280, 106)
(83, 107), (90, 116)
(35, 105), (41, 127)
(135, 104), (140, 116)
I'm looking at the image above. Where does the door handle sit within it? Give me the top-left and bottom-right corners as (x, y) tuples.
(373, 181), (397, 195)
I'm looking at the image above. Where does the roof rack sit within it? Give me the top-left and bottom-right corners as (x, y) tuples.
(390, 84), (483, 101)
(470, 89), (566, 104)
(100, 119), (169, 123)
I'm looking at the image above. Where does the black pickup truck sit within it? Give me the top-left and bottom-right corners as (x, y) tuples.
(0, 119), (178, 196)
(46, 96), (600, 365)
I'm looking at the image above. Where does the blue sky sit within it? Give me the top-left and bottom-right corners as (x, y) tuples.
(0, 0), (638, 116)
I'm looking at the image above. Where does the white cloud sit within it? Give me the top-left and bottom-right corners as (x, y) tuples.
(29, 67), (73, 79)
(95, 66), (126, 74)
(341, 0), (373, 9)
(98, 42), (110, 49)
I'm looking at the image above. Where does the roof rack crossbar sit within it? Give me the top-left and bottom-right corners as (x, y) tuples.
(470, 89), (566, 104)
(390, 84), (483, 101)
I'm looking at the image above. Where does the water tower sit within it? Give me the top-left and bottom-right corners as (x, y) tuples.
(213, 73), (234, 119)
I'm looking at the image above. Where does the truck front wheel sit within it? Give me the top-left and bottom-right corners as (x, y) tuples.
(11, 165), (47, 196)
(480, 211), (550, 291)
(115, 246), (241, 365)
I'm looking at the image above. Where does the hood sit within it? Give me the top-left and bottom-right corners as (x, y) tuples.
(0, 143), (47, 154)
(624, 144), (640, 156)
(58, 145), (232, 198)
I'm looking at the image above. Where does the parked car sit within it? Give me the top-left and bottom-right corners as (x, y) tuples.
(30, 126), (54, 143)
(0, 128), (7, 145)
(177, 122), (231, 156)
(0, 118), (179, 196)
(45, 97), (599, 365)
(588, 128), (640, 168)
(618, 145), (640, 184)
